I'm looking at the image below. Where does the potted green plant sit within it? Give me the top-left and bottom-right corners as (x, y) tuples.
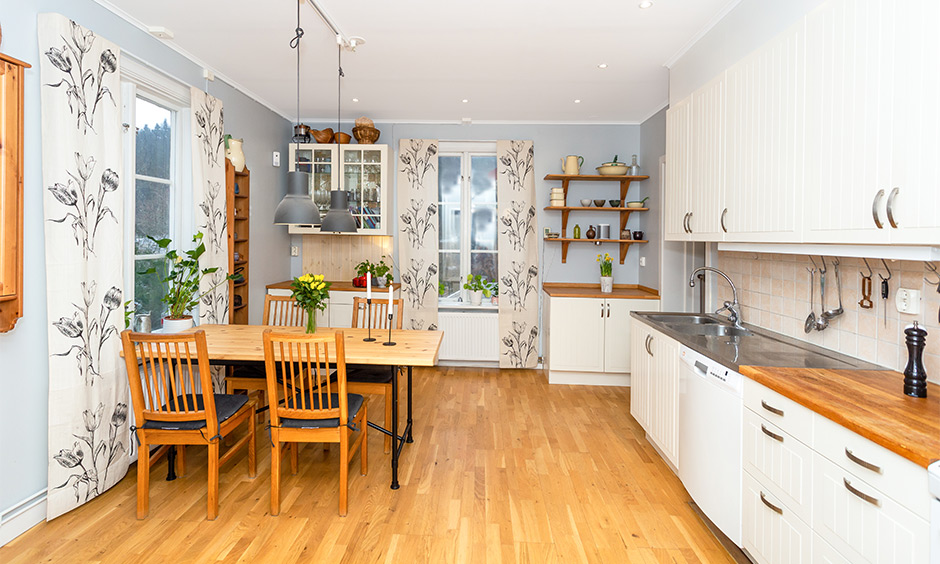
(140, 232), (234, 332)
(485, 280), (499, 306)
(290, 273), (331, 333)
(355, 257), (394, 287)
(463, 274), (490, 306)
(597, 252), (613, 293)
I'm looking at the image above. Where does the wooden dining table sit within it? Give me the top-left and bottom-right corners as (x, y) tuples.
(184, 324), (443, 489)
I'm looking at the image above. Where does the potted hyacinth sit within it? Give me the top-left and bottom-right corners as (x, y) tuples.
(597, 253), (613, 293)
(141, 232), (233, 332)
(290, 273), (331, 333)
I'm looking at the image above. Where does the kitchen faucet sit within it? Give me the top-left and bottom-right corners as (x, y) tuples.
(689, 267), (743, 328)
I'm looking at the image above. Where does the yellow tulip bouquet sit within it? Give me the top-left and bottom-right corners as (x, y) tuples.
(596, 253), (613, 277)
(290, 274), (331, 333)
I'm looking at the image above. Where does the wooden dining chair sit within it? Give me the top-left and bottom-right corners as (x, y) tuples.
(120, 329), (257, 520)
(226, 294), (305, 416)
(348, 296), (404, 453)
(264, 330), (367, 516)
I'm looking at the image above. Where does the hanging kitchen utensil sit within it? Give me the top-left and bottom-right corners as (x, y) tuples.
(805, 267), (817, 333)
(859, 258), (874, 309)
(925, 262), (940, 323)
(815, 257), (829, 331)
(879, 259), (892, 327)
(822, 258), (844, 321)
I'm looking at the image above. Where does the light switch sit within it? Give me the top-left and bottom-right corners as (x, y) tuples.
(290, 245), (299, 257)
(273, 151), (281, 167)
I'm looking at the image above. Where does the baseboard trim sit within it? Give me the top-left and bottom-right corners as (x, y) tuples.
(1, 490), (46, 547)
(547, 370), (631, 387)
(438, 360), (500, 368)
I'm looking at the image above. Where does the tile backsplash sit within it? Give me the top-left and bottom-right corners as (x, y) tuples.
(717, 252), (940, 385)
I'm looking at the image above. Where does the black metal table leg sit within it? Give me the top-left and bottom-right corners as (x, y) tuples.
(406, 366), (414, 443)
(390, 363), (400, 489)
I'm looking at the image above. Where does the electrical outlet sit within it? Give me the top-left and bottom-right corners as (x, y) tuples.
(273, 151), (281, 167)
(639, 256), (646, 267)
(895, 288), (921, 314)
(290, 245), (299, 257)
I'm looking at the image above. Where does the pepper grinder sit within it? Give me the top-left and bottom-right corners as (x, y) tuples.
(903, 321), (928, 398)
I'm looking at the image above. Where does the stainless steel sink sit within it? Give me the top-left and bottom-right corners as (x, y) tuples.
(643, 314), (722, 325)
(666, 323), (754, 338)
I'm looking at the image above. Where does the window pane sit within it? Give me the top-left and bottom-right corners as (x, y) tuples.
(135, 258), (167, 328)
(439, 203), (460, 250)
(439, 156), (460, 203)
(470, 252), (497, 286)
(439, 251), (461, 297)
(471, 204), (497, 250)
(470, 156), (496, 203)
(135, 98), (172, 179)
(344, 150), (361, 163)
(135, 179), (170, 254)
(363, 150), (381, 163)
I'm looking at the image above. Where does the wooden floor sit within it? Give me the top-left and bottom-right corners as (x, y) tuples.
(1, 367), (733, 564)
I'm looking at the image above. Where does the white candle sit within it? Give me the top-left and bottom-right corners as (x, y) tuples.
(388, 284), (393, 315)
(366, 272), (371, 299)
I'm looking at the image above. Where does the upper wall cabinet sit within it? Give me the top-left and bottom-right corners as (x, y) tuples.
(0, 53), (30, 333)
(665, 97), (693, 241)
(287, 143), (390, 236)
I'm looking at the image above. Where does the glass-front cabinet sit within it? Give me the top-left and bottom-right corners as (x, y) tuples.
(287, 143), (389, 235)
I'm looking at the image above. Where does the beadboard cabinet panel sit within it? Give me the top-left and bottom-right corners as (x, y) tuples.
(664, 97), (693, 241)
(743, 471), (814, 564)
(688, 74), (725, 241)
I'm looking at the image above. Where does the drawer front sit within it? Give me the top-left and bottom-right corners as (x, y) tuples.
(743, 470), (814, 564)
(813, 453), (929, 564)
(744, 378), (815, 445)
(812, 533), (851, 564)
(814, 413), (930, 520)
(743, 409), (814, 524)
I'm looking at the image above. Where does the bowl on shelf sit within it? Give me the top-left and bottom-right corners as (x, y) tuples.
(352, 125), (380, 144)
(593, 199), (607, 208)
(596, 164), (629, 175)
(580, 198), (592, 207)
(626, 197), (649, 208)
(311, 128), (334, 143)
(609, 199), (621, 207)
(333, 131), (352, 144)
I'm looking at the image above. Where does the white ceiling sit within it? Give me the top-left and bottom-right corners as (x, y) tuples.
(100, 0), (736, 124)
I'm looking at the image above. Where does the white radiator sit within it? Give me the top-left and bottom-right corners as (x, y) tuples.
(438, 310), (499, 362)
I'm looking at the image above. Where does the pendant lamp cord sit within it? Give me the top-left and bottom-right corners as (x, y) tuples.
(291, 1), (304, 128)
(337, 42), (344, 138)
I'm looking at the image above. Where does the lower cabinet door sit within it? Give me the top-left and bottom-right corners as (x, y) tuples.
(650, 331), (679, 468)
(812, 533), (851, 564)
(547, 297), (605, 373)
(743, 471), (813, 564)
(629, 320), (652, 430)
(813, 453), (929, 564)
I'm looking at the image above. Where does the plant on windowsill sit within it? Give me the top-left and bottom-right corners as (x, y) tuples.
(485, 280), (499, 306)
(140, 232), (235, 332)
(463, 274), (491, 307)
(290, 274), (331, 333)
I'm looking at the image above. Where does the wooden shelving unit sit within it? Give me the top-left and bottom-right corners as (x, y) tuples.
(226, 159), (250, 325)
(0, 53), (30, 333)
(543, 174), (650, 264)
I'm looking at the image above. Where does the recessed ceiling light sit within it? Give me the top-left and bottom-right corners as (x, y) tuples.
(639, 1), (653, 8)
(574, 99), (581, 104)
(597, 63), (608, 69)
(352, 98), (359, 102)
(462, 99), (469, 103)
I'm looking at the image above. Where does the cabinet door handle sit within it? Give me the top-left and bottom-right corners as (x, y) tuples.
(760, 399), (784, 417)
(645, 334), (653, 356)
(681, 213), (688, 233)
(687, 212), (693, 233)
(844, 478), (881, 507)
(600, 304), (604, 318)
(761, 424), (784, 443)
(720, 208), (728, 233)
(606, 303), (610, 317)
(886, 187), (899, 228)
(845, 448), (883, 474)
(759, 491), (784, 515)
(872, 189), (885, 229)
(684, 212), (692, 233)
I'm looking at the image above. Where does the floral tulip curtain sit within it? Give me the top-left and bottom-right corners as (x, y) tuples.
(190, 87), (228, 391)
(496, 140), (539, 368)
(397, 139), (439, 331)
(39, 14), (130, 519)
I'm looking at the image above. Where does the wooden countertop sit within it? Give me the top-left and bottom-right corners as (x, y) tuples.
(267, 280), (401, 292)
(740, 366), (940, 468)
(542, 283), (659, 300)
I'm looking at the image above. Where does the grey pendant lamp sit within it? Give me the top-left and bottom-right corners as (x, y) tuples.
(319, 40), (357, 233)
(274, 2), (321, 226)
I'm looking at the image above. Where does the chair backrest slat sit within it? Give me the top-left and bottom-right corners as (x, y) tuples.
(263, 330), (347, 425)
(351, 297), (404, 330)
(264, 294), (306, 327)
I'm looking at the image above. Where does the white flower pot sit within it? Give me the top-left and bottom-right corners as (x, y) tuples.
(162, 316), (195, 333)
(600, 276), (613, 294)
(470, 290), (483, 306)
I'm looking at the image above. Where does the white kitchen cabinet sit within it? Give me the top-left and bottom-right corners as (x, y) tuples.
(267, 286), (399, 328)
(665, 97), (692, 241)
(743, 470), (814, 564)
(629, 320), (679, 468)
(545, 296), (659, 385)
(287, 143), (390, 235)
(688, 74), (725, 241)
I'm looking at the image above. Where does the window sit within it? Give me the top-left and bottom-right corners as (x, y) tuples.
(438, 141), (498, 300)
(122, 61), (190, 329)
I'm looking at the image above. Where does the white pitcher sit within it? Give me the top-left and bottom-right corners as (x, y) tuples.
(561, 155), (583, 175)
(226, 138), (246, 172)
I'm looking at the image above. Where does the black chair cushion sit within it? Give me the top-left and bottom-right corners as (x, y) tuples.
(279, 393), (364, 429)
(142, 394), (249, 431)
(345, 364), (394, 384)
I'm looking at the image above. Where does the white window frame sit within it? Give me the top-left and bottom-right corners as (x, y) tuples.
(438, 141), (498, 304)
(121, 57), (192, 322)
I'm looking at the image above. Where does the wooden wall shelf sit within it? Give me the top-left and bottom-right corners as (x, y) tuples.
(544, 174), (649, 203)
(543, 237), (648, 264)
(226, 159), (250, 324)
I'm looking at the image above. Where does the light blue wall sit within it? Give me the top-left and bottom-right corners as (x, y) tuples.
(0, 0), (291, 521)
(638, 107), (667, 291)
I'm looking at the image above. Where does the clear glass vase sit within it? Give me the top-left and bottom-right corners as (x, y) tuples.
(305, 308), (317, 334)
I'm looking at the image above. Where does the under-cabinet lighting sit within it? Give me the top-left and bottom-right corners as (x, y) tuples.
(639, 1), (653, 9)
